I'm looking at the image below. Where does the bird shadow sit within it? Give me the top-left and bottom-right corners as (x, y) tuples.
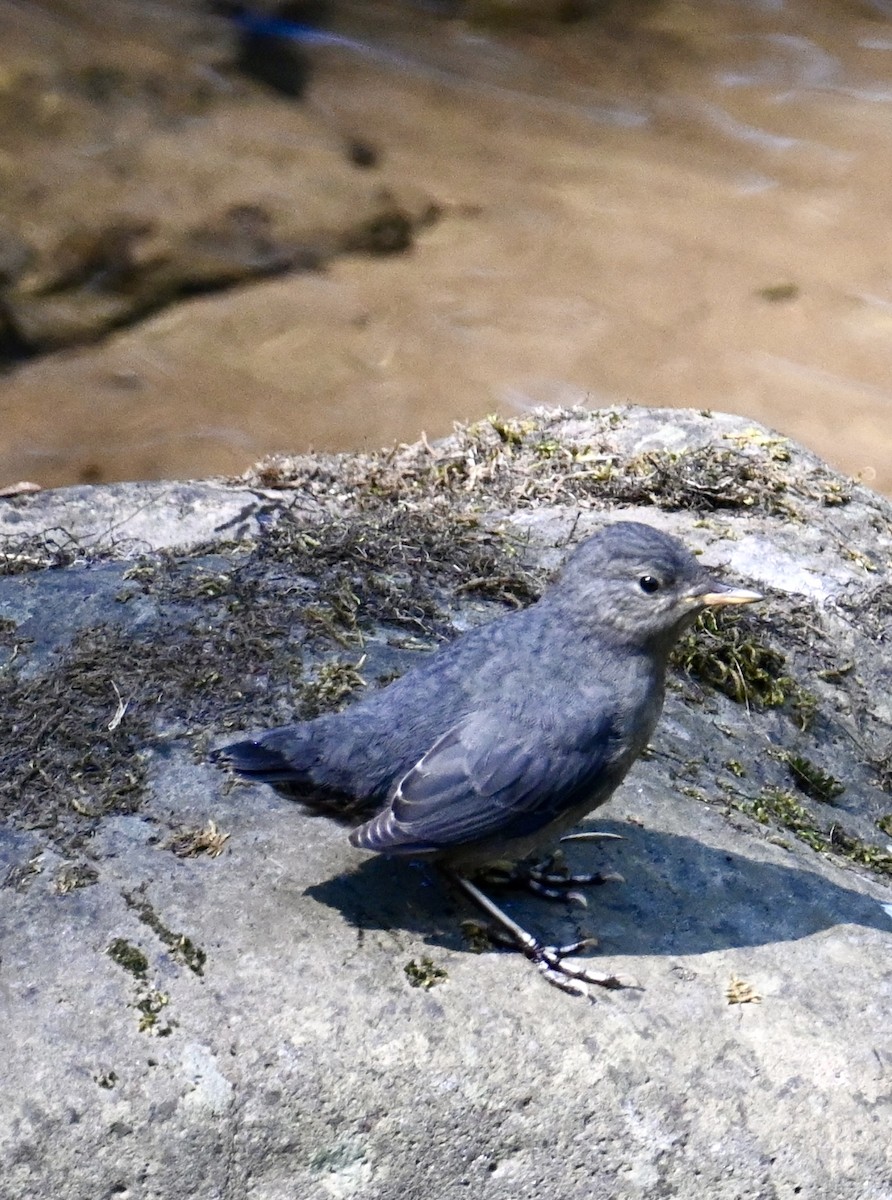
(305, 821), (891, 959)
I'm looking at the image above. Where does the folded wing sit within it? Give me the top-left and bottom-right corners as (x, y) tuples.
(350, 707), (614, 855)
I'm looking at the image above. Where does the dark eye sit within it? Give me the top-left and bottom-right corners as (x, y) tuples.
(639, 575), (661, 594)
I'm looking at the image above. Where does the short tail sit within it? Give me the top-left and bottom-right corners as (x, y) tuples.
(210, 737), (305, 784)
(211, 730), (370, 821)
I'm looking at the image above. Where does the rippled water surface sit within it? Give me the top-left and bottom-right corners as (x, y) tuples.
(2, 0), (892, 488)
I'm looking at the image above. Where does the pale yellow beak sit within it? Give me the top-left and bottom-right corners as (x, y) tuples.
(697, 585), (763, 608)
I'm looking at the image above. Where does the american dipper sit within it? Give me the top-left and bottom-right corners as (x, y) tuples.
(214, 521), (761, 994)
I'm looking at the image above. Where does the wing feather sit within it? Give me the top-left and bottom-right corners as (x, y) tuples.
(350, 707), (615, 853)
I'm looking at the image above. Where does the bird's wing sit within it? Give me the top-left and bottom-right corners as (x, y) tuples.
(353, 706), (615, 853)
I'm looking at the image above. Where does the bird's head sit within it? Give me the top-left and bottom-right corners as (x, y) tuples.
(550, 521), (762, 652)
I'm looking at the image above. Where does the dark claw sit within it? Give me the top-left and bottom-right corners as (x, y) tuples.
(528, 878), (575, 901)
(547, 936), (600, 957)
(560, 831), (625, 844)
(531, 942), (626, 996)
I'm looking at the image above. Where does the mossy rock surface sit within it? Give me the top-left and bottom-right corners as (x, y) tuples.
(1, 407), (891, 1200)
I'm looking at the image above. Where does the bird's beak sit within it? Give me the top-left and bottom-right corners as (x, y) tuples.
(693, 580), (763, 608)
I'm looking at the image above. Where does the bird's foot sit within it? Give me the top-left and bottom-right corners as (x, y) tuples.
(451, 873), (631, 998)
(530, 940), (625, 998)
(480, 848), (624, 907)
(527, 866), (625, 905)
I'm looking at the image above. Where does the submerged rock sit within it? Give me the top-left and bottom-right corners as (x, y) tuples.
(0, 407), (890, 1199)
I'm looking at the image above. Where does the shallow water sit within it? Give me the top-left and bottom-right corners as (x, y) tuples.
(2, 0), (892, 489)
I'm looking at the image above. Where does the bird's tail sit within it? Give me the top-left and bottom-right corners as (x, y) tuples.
(210, 729), (372, 821)
(210, 735), (306, 783)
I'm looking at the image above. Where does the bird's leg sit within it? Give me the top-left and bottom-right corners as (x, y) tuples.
(449, 872), (626, 997)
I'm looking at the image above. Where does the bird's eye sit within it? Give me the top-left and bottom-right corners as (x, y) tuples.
(639, 575), (661, 594)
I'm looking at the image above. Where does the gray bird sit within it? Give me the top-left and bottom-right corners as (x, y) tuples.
(213, 521), (761, 994)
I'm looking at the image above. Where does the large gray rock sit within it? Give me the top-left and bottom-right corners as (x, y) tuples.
(1, 407), (891, 1200)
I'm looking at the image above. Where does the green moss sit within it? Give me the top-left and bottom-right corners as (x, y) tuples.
(351, 410), (804, 514)
(107, 931), (179, 1034)
(432, 428), (795, 514)
(0, 569), (302, 830)
(820, 481), (852, 507)
(300, 659), (367, 719)
(723, 428), (792, 461)
(744, 788), (892, 876)
(674, 602), (815, 728)
(107, 938), (149, 979)
(485, 414), (534, 446)
(619, 447), (790, 513)
(55, 862), (99, 893)
(301, 581), (361, 647)
(672, 609), (793, 708)
(724, 760), (746, 778)
(789, 689), (819, 733)
(841, 546), (879, 573)
(826, 826), (892, 875)
(461, 921), (494, 950)
(123, 890), (206, 976)
(404, 956), (448, 989)
(746, 788), (828, 853)
(174, 937), (205, 976)
(398, 412), (849, 516)
(533, 437), (563, 459)
(878, 814), (892, 837)
(2, 853), (42, 891)
(136, 989), (173, 1035)
(460, 920), (493, 954)
(785, 754), (845, 803)
(262, 506), (542, 632)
